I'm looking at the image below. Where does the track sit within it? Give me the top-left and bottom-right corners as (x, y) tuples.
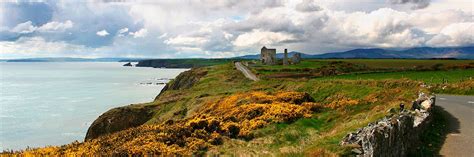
(234, 62), (259, 81)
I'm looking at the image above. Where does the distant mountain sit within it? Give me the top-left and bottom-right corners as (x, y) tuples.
(235, 46), (474, 59)
(5, 57), (149, 62)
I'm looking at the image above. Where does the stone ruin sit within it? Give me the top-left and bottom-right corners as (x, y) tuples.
(291, 52), (301, 64)
(260, 46), (277, 65)
(283, 49), (289, 65)
(260, 46), (302, 65)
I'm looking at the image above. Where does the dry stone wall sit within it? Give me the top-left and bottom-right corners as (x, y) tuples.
(341, 93), (435, 157)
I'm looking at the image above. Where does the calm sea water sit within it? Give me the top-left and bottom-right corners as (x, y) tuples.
(0, 62), (187, 150)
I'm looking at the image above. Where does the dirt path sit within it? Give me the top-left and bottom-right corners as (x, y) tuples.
(234, 62), (259, 81)
(436, 94), (474, 157)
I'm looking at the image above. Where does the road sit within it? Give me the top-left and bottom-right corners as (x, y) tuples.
(234, 62), (259, 81)
(436, 94), (474, 157)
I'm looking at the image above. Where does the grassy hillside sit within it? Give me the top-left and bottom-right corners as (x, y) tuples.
(7, 59), (473, 156)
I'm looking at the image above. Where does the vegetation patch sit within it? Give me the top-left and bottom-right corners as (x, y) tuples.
(11, 91), (320, 156)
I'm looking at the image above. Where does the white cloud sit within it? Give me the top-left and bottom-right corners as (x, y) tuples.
(0, 37), (88, 58)
(233, 29), (296, 47)
(129, 28), (147, 38)
(37, 20), (74, 32)
(389, 0), (431, 9)
(158, 33), (168, 39)
(96, 30), (109, 36)
(427, 22), (474, 47)
(164, 35), (208, 47)
(11, 21), (36, 34)
(10, 20), (74, 34)
(117, 28), (128, 36)
(2, 0), (474, 58)
(295, 0), (322, 12)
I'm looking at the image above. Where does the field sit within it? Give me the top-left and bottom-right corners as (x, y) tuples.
(318, 69), (474, 84)
(250, 59), (474, 81)
(324, 59), (474, 69)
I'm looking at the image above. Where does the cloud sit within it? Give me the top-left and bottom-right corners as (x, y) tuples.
(233, 29), (296, 47)
(10, 20), (74, 34)
(158, 33), (168, 39)
(129, 28), (147, 38)
(96, 30), (110, 36)
(0, 36), (88, 58)
(11, 21), (36, 34)
(117, 27), (129, 37)
(1, 0), (473, 59)
(37, 20), (74, 32)
(295, 0), (322, 12)
(165, 35), (208, 48)
(389, 0), (431, 9)
(427, 22), (474, 47)
(118, 27), (128, 34)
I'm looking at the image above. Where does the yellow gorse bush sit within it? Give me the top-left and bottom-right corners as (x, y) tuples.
(12, 91), (319, 156)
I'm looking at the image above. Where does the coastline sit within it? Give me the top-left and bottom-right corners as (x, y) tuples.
(0, 62), (187, 151)
(83, 67), (194, 141)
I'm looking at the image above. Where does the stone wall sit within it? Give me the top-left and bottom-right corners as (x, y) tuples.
(341, 93), (435, 157)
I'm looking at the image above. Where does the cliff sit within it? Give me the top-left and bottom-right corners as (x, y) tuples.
(84, 104), (156, 141)
(84, 68), (207, 141)
(155, 68), (207, 100)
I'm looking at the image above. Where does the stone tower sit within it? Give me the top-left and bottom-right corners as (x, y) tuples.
(260, 46), (277, 65)
(283, 49), (288, 65)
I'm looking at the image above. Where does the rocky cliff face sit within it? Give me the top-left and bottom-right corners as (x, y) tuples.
(341, 93), (435, 157)
(155, 68), (207, 100)
(85, 68), (207, 141)
(84, 105), (156, 141)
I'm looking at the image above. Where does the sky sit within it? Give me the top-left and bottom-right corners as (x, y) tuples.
(0, 0), (473, 59)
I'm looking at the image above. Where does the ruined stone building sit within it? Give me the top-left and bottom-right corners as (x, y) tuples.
(260, 46), (277, 65)
(283, 49), (289, 65)
(292, 53), (301, 64)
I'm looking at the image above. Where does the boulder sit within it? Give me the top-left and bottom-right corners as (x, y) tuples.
(85, 105), (156, 141)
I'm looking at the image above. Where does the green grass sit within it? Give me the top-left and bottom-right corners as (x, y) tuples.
(250, 59), (474, 78)
(151, 60), (473, 155)
(148, 60), (471, 155)
(327, 59), (474, 69)
(316, 69), (474, 83)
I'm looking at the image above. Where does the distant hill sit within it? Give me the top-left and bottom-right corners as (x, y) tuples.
(4, 57), (149, 62)
(236, 46), (474, 59)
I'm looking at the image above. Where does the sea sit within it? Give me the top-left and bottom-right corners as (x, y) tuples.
(0, 62), (187, 150)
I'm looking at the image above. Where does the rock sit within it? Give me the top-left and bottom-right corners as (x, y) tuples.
(85, 105), (156, 141)
(123, 62), (132, 66)
(421, 100), (432, 110)
(341, 93), (435, 156)
(155, 68), (207, 100)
